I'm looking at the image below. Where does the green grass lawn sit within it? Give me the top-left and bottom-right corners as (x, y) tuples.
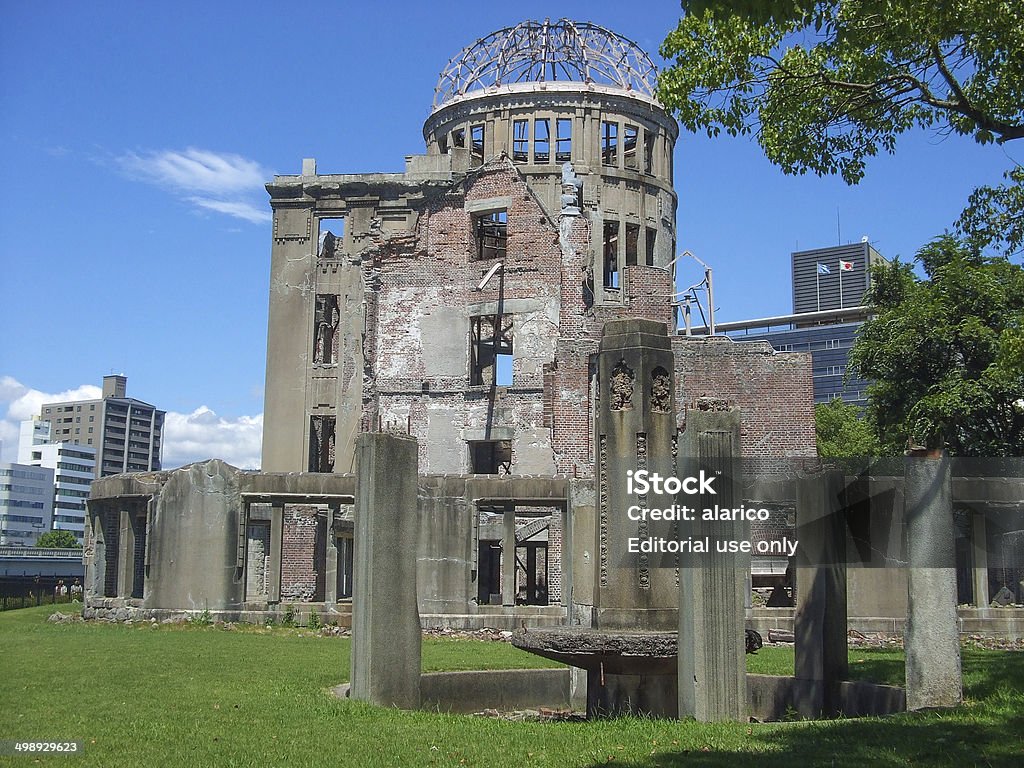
(1, 605), (1021, 767)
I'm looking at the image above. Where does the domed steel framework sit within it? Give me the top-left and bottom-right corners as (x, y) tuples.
(433, 18), (658, 109)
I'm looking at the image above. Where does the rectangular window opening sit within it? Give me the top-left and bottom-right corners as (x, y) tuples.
(471, 124), (485, 163)
(624, 125), (639, 169)
(643, 131), (656, 174)
(452, 127), (466, 148)
(645, 227), (657, 267)
(318, 218), (345, 259)
(475, 210), (507, 261)
(438, 135), (449, 154)
(601, 121), (618, 166)
(512, 120), (529, 163)
(469, 440), (512, 474)
(470, 314), (513, 385)
(313, 294), (340, 365)
(308, 415), (336, 473)
(534, 119), (550, 163)
(556, 118), (572, 162)
(603, 221), (620, 289)
(625, 223), (640, 266)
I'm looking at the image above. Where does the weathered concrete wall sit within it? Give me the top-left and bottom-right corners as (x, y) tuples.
(416, 479), (474, 614)
(262, 199), (317, 473)
(88, 460), (246, 612)
(419, 669), (571, 714)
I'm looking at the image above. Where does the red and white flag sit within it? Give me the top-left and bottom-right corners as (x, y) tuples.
(839, 260), (854, 271)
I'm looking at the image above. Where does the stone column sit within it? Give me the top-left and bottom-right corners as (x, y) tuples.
(502, 505), (516, 607)
(677, 402), (748, 722)
(794, 471), (848, 718)
(324, 503), (339, 604)
(350, 433), (421, 710)
(117, 507), (133, 599)
(971, 511), (990, 609)
(594, 318), (677, 630)
(905, 449), (962, 710)
(268, 502), (284, 605)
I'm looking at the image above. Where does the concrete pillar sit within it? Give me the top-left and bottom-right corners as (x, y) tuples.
(594, 318), (677, 630)
(502, 505), (516, 607)
(794, 471), (848, 718)
(972, 511), (990, 609)
(268, 502), (283, 604)
(677, 403), (748, 722)
(905, 450), (962, 710)
(324, 503), (338, 604)
(560, 505), (573, 609)
(350, 433), (421, 710)
(117, 507), (133, 598)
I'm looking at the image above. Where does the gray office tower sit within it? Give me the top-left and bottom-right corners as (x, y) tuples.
(724, 242), (888, 407)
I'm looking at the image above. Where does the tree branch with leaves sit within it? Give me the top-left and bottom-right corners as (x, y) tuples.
(658, 0), (1024, 254)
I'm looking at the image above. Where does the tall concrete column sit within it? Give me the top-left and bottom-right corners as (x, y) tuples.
(350, 433), (421, 710)
(268, 502), (284, 604)
(594, 318), (677, 630)
(324, 503), (339, 604)
(972, 511), (990, 609)
(117, 507), (133, 598)
(677, 402), (748, 722)
(905, 450), (962, 710)
(502, 505), (516, 607)
(794, 471), (848, 718)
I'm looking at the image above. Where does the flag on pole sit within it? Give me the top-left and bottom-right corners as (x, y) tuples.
(817, 263), (831, 274)
(839, 260), (854, 271)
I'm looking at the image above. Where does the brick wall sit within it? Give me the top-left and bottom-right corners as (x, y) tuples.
(280, 504), (326, 602)
(673, 337), (817, 470)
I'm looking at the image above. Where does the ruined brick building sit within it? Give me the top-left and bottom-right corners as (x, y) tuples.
(84, 20), (819, 624)
(255, 18), (813, 609)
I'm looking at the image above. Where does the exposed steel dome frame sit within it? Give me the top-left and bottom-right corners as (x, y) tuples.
(433, 18), (659, 110)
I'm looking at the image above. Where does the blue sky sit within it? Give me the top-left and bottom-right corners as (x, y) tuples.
(1, 2), (1017, 468)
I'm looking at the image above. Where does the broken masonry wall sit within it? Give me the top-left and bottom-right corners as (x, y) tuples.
(280, 504), (327, 602)
(369, 162), (563, 475)
(673, 337), (817, 471)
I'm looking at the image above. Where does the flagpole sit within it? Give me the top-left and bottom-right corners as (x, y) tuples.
(816, 268), (821, 311)
(839, 265), (844, 307)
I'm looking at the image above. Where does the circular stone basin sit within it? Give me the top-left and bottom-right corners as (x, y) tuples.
(511, 628), (677, 676)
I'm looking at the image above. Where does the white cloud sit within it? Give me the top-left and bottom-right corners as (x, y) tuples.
(0, 377), (103, 462)
(119, 148), (266, 195)
(117, 147), (271, 225)
(162, 406), (263, 470)
(0, 376), (262, 470)
(188, 197), (271, 224)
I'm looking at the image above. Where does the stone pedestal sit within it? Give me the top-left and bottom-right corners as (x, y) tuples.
(350, 433), (421, 709)
(677, 403), (748, 722)
(904, 450), (962, 711)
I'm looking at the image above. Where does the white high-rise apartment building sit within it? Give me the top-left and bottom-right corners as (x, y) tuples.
(18, 420), (96, 543)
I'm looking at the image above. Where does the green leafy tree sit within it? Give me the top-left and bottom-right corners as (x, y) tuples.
(848, 235), (1024, 455)
(658, 1), (1024, 254)
(815, 398), (881, 457)
(36, 529), (82, 549)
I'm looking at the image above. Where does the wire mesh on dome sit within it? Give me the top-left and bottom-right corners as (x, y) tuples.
(433, 19), (658, 109)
